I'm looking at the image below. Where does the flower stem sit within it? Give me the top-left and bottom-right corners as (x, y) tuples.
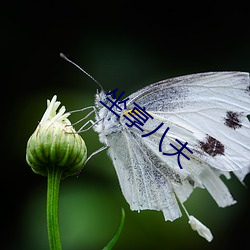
(47, 165), (63, 250)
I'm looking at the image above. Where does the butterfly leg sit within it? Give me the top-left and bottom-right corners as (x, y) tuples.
(68, 106), (99, 132)
(70, 106), (96, 125)
(77, 120), (96, 132)
(85, 145), (108, 165)
(77, 145), (108, 176)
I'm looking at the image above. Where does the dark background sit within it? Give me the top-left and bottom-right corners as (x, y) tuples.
(2, 1), (250, 250)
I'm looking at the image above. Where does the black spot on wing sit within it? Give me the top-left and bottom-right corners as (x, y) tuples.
(199, 135), (225, 157)
(247, 115), (250, 122)
(186, 177), (195, 186)
(224, 111), (243, 130)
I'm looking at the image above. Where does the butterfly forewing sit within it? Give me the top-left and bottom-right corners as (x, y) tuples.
(124, 72), (250, 172)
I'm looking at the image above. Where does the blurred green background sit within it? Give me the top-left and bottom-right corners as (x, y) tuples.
(2, 1), (250, 250)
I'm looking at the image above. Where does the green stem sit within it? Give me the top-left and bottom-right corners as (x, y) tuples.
(47, 165), (63, 250)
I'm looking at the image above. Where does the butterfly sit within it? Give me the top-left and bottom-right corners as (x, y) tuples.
(61, 55), (250, 241)
(91, 72), (250, 241)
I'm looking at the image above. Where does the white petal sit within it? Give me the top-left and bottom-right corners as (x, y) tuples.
(40, 95), (57, 123)
(40, 95), (71, 125)
(188, 215), (213, 242)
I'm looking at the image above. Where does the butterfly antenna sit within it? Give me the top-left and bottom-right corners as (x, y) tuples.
(60, 53), (104, 92)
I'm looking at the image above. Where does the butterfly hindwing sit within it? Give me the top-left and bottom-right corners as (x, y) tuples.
(107, 128), (183, 221)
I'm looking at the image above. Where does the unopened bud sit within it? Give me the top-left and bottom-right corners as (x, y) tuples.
(26, 95), (87, 178)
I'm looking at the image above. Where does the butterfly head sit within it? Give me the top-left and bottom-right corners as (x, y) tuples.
(93, 90), (124, 145)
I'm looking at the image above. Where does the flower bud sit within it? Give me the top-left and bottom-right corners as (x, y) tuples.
(26, 95), (87, 178)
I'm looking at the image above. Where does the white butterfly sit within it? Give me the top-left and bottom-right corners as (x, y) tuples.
(59, 53), (250, 242)
(88, 71), (250, 241)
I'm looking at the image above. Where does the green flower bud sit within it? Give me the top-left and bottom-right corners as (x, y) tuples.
(26, 95), (87, 178)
